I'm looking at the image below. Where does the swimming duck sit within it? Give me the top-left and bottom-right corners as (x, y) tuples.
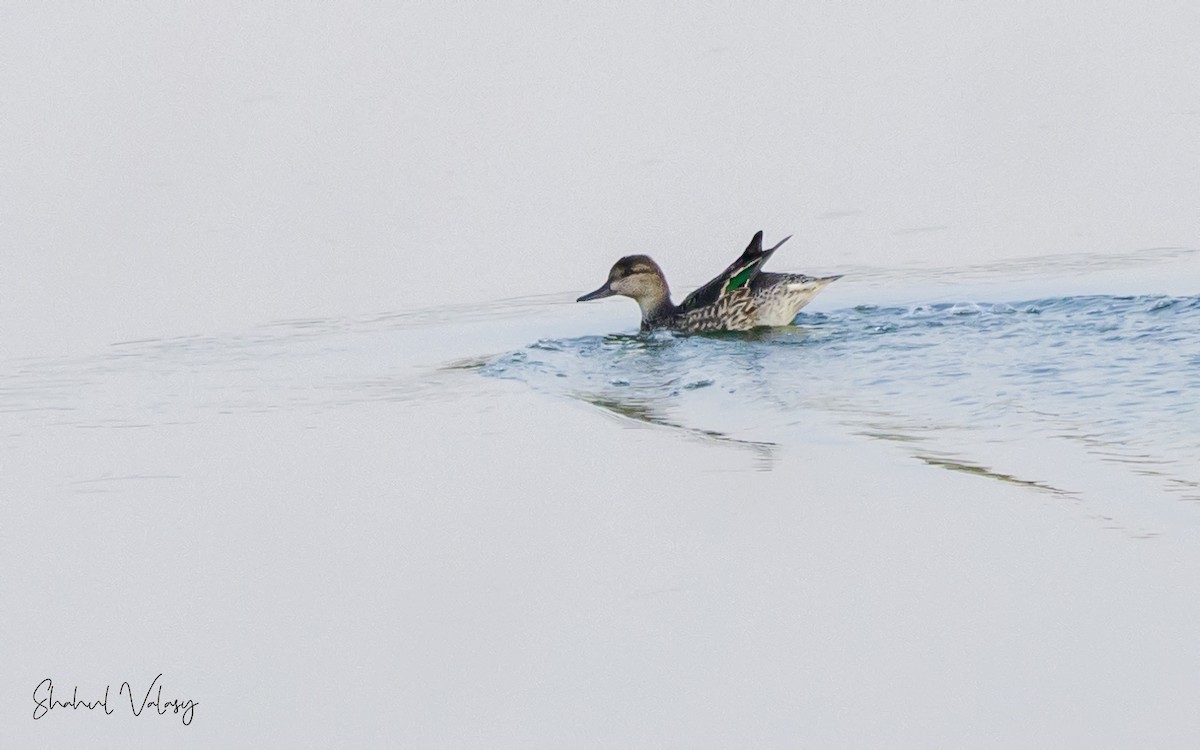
(577, 231), (841, 333)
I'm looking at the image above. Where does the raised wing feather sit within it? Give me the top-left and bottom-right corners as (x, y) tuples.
(678, 231), (791, 313)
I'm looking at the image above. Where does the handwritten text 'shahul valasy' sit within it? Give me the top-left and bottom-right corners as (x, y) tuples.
(32, 674), (197, 726)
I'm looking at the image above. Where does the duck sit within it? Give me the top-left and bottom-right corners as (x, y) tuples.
(577, 231), (841, 333)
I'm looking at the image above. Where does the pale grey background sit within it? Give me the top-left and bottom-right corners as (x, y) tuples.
(3, 3), (1200, 748)
(4, 3), (1197, 358)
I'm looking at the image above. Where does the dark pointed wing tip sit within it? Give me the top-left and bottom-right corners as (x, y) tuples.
(742, 230), (764, 256)
(767, 234), (793, 253)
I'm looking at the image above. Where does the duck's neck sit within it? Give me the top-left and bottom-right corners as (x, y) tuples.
(636, 286), (675, 325)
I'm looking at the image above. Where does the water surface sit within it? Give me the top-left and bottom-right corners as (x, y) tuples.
(4, 250), (1198, 526)
(483, 264), (1200, 524)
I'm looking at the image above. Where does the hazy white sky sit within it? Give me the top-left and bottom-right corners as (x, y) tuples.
(3, 3), (1198, 357)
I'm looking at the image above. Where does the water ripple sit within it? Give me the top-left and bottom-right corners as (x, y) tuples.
(481, 294), (1200, 507)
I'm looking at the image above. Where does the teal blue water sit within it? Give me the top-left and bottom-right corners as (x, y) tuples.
(483, 294), (1200, 507)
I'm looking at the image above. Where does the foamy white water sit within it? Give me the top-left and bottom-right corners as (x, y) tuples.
(3, 4), (1200, 747)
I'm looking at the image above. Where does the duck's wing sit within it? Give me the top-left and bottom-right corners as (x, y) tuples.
(678, 231), (792, 313)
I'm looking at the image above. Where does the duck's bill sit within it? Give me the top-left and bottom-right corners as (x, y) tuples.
(577, 284), (615, 302)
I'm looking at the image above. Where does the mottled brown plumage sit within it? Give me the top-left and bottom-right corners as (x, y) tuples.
(577, 231), (841, 333)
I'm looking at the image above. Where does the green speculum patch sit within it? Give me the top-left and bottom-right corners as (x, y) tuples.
(724, 264), (757, 294)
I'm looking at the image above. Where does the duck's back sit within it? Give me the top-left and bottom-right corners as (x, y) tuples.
(749, 272), (841, 326)
(635, 232), (839, 332)
(667, 286), (761, 332)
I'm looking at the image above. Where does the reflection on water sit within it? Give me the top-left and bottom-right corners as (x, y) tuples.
(914, 454), (1079, 499)
(580, 392), (777, 470)
(482, 294), (1200, 507)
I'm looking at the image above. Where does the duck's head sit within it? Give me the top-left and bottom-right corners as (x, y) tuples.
(577, 255), (670, 313)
